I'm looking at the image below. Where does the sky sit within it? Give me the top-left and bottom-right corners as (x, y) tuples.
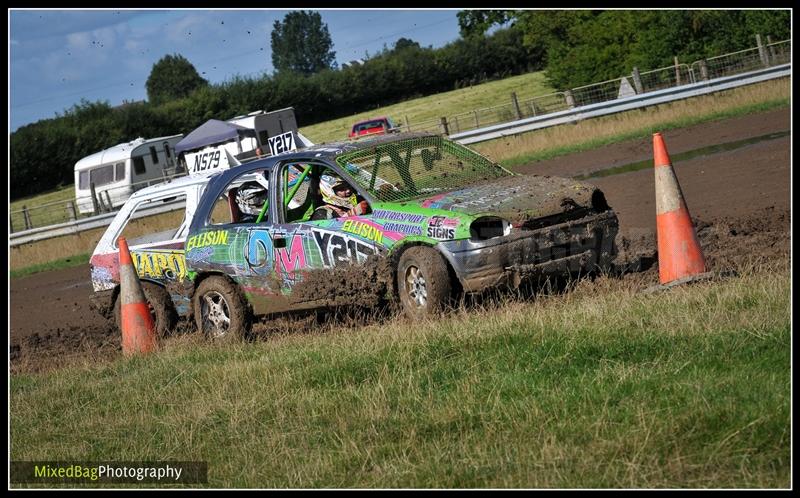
(8, 8), (464, 131)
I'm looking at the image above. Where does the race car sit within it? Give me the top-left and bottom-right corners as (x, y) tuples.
(183, 132), (619, 339)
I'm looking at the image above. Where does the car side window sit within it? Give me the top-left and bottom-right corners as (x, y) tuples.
(279, 162), (318, 223)
(309, 167), (371, 221)
(208, 169), (271, 225)
(117, 193), (187, 248)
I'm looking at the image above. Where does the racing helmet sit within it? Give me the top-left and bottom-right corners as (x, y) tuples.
(235, 181), (268, 215)
(320, 174), (356, 209)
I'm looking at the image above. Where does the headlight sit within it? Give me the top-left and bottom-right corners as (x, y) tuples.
(470, 217), (511, 240)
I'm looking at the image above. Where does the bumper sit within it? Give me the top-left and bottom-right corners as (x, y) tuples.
(438, 210), (619, 293)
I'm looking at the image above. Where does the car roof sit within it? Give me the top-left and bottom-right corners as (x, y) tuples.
(353, 116), (389, 125)
(127, 173), (212, 200)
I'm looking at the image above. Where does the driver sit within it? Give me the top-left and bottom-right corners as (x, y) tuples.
(235, 181), (268, 222)
(311, 175), (369, 220)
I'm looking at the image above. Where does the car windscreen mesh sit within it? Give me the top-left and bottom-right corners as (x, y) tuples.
(335, 135), (509, 203)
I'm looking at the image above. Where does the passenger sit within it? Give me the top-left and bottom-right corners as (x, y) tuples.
(235, 181), (268, 222)
(311, 175), (369, 220)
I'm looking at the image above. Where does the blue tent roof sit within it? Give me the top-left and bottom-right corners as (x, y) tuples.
(174, 119), (250, 155)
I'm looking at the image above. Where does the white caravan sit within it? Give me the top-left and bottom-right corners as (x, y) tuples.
(74, 134), (184, 214)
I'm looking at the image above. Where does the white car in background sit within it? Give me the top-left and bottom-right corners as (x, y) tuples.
(87, 174), (211, 335)
(87, 134), (314, 335)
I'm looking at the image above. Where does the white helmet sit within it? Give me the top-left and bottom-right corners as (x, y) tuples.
(235, 182), (268, 215)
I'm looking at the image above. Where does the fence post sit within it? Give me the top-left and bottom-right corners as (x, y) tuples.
(699, 60), (709, 81)
(564, 90), (576, 109)
(756, 34), (769, 67)
(453, 116), (460, 133)
(511, 92), (523, 120)
(473, 110), (479, 128)
(104, 191), (113, 211)
(66, 200), (77, 221)
(674, 56), (681, 86)
(440, 117), (450, 136)
(10, 214), (14, 233)
(766, 35), (777, 63)
(90, 182), (100, 215)
(631, 66), (644, 94)
(23, 205), (32, 230)
(405, 115), (411, 132)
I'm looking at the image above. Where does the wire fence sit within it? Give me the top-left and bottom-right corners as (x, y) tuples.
(10, 36), (791, 234)
(10, 172), (188, 233)
(404, 36), (789, 136)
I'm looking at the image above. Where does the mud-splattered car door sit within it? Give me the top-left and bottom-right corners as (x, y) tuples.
(263, 161), (386, 309)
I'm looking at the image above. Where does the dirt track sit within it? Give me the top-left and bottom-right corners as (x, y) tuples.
(10, 108), (791, 374)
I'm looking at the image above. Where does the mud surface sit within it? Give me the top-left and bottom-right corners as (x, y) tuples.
(10, 108), (790, 374)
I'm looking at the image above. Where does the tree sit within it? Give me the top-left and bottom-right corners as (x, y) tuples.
(145, 54), (208, 106)
(271, 11), (336, 75)
(393, 37), (421, 52)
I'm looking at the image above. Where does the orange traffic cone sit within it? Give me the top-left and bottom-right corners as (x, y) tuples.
(653, 133), (710, 286)
(118, 237), (157, 355)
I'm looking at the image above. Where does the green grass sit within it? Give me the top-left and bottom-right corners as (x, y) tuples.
(10, 253), (90, 279)
(11, 262), (790, 488)
(11, 184), (75, 213)
(299, 71), (556, 144)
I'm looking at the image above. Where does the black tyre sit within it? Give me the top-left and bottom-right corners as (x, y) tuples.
(114, 281), (177, 338)
(397, 246), (452, 319)
(193, 276), (251, 340)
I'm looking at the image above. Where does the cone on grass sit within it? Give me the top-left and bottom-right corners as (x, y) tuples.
(653, 132), (707, 285)
(118, 237), (157, 355)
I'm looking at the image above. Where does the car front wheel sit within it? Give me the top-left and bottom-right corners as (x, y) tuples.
(397, 246), (452, 319)
(193, 276), (251, 340)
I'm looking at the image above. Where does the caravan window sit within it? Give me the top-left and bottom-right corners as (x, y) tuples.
(133, 156), (146, 175)
(79, 171), (89, 190)
(90, 164), (115, 187)
(150, 146), (159, 164)
(115, 162), (125, 181)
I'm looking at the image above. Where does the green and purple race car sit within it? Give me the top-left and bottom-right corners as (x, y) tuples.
(184, 132), (619, 338)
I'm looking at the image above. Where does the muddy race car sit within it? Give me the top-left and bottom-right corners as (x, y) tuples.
(184, 132), (619, 338)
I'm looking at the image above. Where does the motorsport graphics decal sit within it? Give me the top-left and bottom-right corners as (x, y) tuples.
(131, 249), (187, 280)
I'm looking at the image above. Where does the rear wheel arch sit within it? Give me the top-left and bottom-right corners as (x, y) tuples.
(113, 280), (178, 338)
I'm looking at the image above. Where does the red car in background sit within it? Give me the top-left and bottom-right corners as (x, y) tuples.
(348, 116), (400, 139)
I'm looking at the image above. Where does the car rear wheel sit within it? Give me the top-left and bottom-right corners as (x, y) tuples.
(114, 281), (177, 338)
(397, 246), (452, 319)
(193, 276), (251, 340)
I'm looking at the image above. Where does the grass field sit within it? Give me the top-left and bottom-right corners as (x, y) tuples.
(11, 258), (790, 488)
(298, 71), (556, 144)
(10, 184), (75, 213)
